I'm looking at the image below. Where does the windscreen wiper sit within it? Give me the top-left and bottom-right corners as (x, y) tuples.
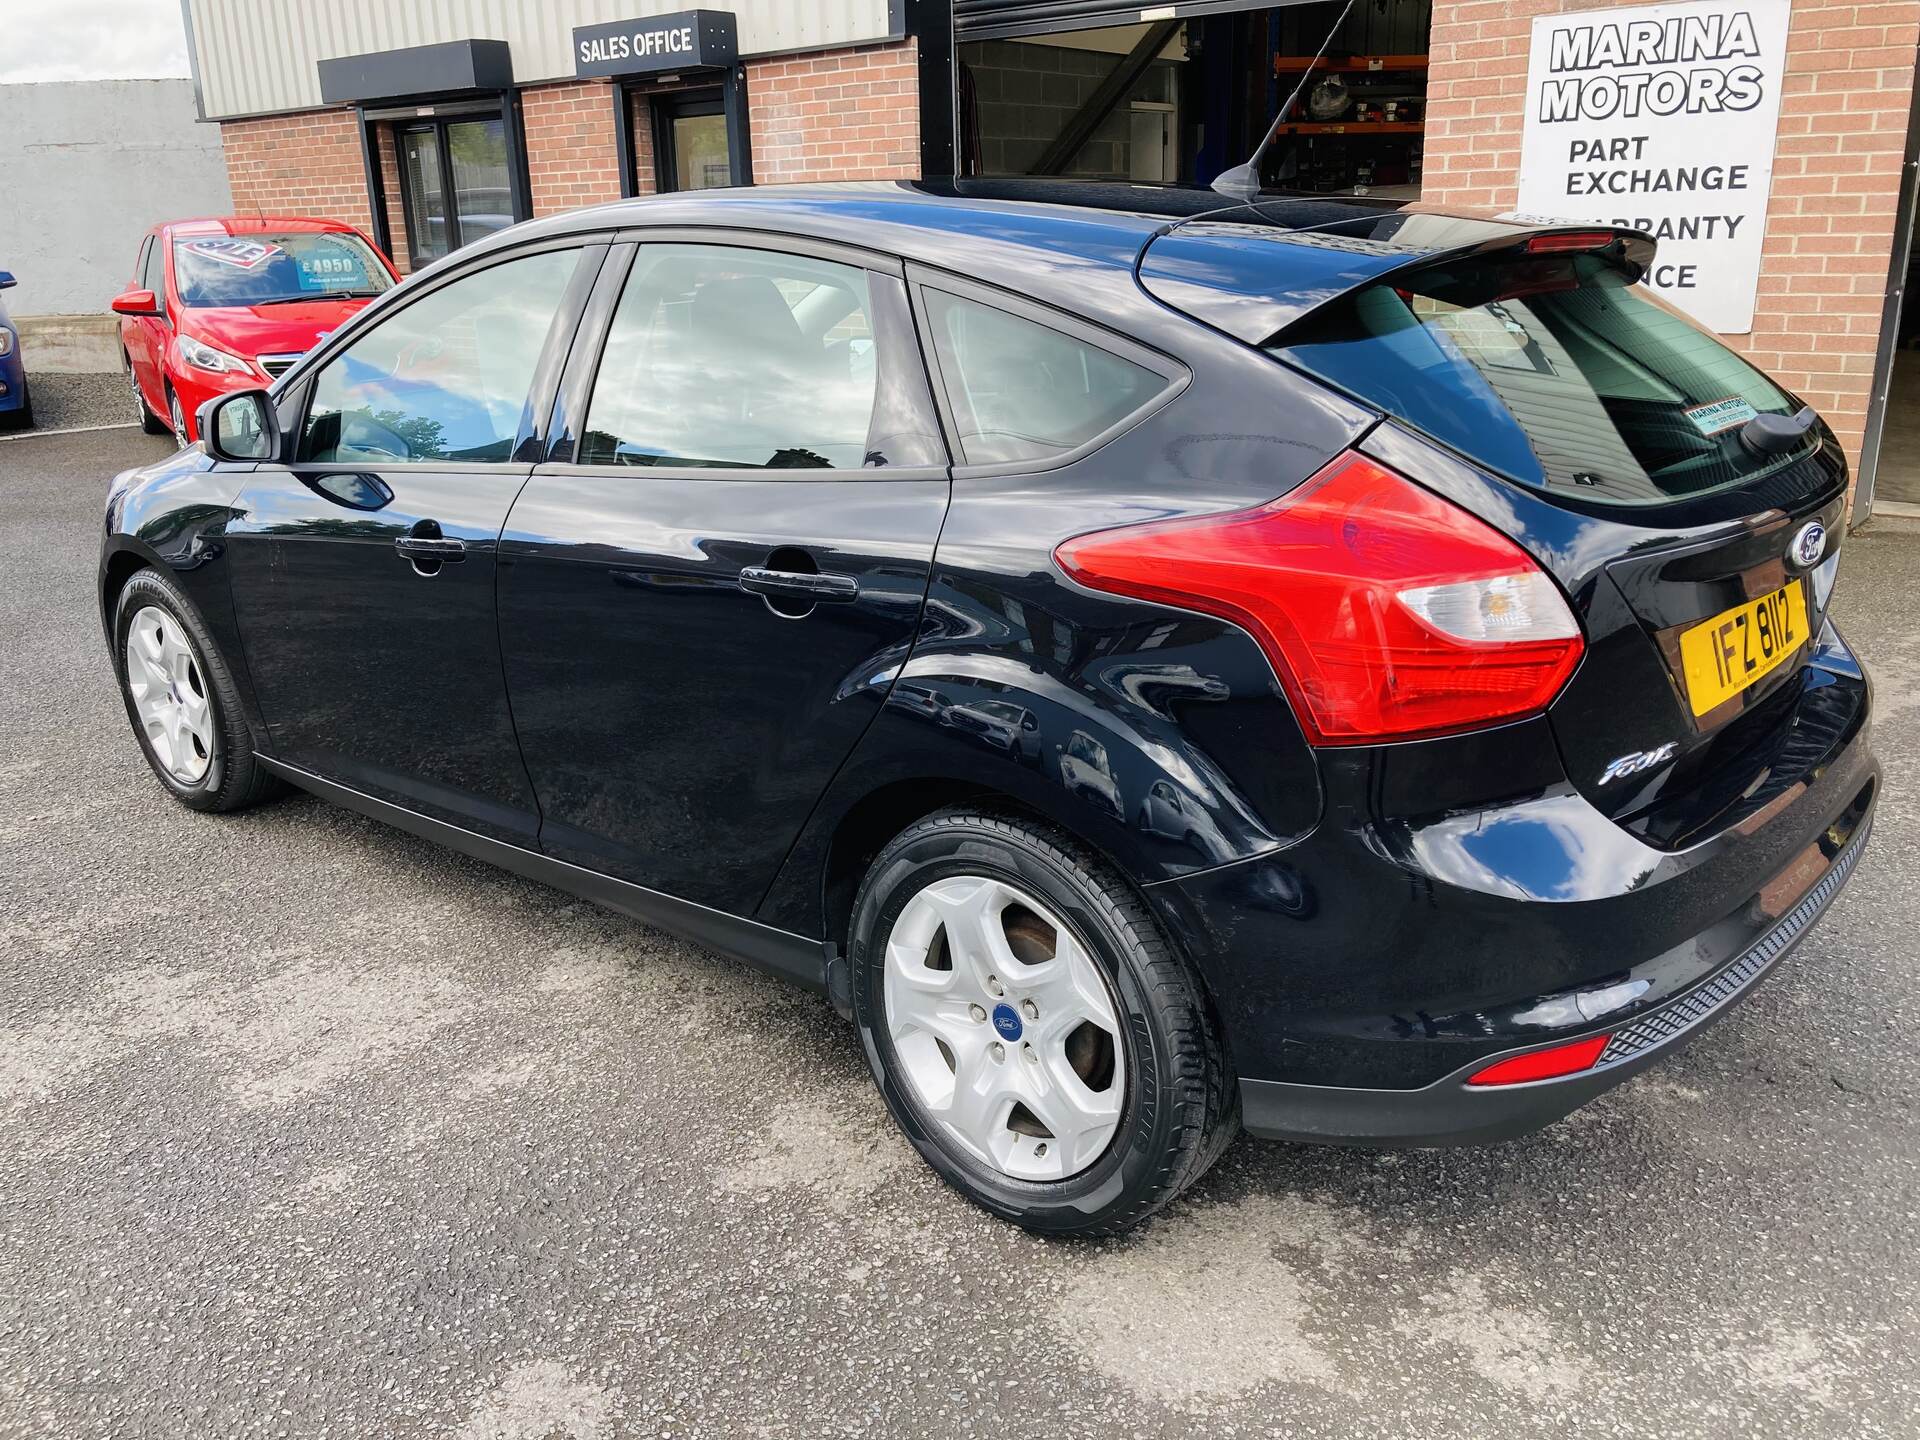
(252, 289), (387, 305)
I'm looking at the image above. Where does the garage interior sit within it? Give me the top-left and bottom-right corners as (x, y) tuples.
(957, 0), (1434, 197)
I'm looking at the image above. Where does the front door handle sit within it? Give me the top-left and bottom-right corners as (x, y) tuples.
(394, 535), (467, 562)
(739, 566), (858, 603)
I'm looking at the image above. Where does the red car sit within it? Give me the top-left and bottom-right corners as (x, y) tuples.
(112, 217), (398, 444)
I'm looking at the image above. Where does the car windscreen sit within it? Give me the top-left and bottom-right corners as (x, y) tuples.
(1269, 252), (1805, 507)
(171, 233), (392, 309)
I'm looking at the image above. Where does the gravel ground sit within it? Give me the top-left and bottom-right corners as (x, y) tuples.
(2, 428), (1918, 1438)
(5, 370), (142, 434)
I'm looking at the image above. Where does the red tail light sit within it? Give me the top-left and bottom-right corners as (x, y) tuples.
(1466, 1035), (1611, 1087)
(1053, 453), (1584, 745)
(1526, 231), (1620, 253)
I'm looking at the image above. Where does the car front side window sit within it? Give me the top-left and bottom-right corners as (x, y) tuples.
(298, 247), (580, 466)
(579, 244), (885, 470)
(140, 237), (164, 296)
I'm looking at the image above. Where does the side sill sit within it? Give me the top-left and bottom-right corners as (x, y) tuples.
(257, 755), (832, 993)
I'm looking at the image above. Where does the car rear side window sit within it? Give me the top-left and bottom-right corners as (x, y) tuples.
(1271, 253), (1803, 507)
(299, 247), (579, 465)
(922, 290), (1167, 467)
(580, 244), (886, 470)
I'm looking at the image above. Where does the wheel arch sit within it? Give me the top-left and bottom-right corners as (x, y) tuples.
(819, 777), (1037, 954)
(100, 544), (154, 636)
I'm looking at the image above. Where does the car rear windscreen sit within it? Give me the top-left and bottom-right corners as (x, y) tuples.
(1269, 252), (1806, 507)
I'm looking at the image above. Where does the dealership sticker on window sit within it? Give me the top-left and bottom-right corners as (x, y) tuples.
(182, 238), (283, 270)
(1684, 396), (1759, 437)
(297, 255), (369, 291)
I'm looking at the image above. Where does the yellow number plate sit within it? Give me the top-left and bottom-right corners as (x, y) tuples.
(1678, 583), (1810, 716)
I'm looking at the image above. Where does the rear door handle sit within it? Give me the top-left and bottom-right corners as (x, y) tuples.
(394, 535), (467, 562)
(739, 567), (858, 602)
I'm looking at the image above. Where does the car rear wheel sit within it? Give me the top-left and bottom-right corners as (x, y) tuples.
(850, 808), (1237, 1236)
(128, 356), (168, 435)
(113, 568), (282, 813)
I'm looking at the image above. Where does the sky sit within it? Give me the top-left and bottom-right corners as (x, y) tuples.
(0, 0), (192, 84)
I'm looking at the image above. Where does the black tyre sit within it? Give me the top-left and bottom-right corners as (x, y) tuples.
(128, 355), (169, 435)
(849, 808), (1237, 1236)
(166, 384), (188, 447)
(113, 568), (283, 813)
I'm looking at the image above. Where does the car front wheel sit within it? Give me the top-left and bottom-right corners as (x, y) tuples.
(128, 356), (168, 435)
(850, 808), (1237, 1236)
(113, 568), (281, 812)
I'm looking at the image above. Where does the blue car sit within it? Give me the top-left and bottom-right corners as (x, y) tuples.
(0, 271), (29, 431)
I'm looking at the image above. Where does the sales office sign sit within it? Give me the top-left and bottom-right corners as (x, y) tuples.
(574, 9), (738, 78)
(1515, 0), (1791, 333)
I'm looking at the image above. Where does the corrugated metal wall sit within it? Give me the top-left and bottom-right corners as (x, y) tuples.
(187, 0), (900, 119)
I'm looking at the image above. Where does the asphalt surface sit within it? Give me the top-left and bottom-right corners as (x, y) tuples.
(3, 427), (1917, 1438)
(7, 371), (138, 434)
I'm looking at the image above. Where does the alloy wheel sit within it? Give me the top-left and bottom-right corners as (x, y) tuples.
(883, 875), (1126, 1182)
(127, 362), (146, 424)
(168, 389), (187, 447)
(124, 605), (214, 784)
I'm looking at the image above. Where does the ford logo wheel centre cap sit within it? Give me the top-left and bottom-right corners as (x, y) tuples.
(990, 1003), (1023, 1042)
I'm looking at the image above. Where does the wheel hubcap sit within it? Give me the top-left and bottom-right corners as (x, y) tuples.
(125, 606), (213, 784)
(884, 875), (1125, 1182)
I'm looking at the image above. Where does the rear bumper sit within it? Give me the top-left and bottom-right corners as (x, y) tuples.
(1148, 620), (1877, 1139)
(1240, 809), (1872, 1145)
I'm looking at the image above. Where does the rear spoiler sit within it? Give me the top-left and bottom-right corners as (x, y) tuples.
(1137, 210), (1656, 347)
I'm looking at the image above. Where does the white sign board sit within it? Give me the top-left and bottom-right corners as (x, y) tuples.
(1515, 0), (1791, 334)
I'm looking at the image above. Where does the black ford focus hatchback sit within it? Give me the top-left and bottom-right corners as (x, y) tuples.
(100, 182), (1876, 1235)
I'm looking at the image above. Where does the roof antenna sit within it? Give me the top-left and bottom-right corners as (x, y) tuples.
(1211, 0), (1356, 202)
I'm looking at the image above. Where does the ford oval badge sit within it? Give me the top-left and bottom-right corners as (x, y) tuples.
(1789, 521), (1826, 571)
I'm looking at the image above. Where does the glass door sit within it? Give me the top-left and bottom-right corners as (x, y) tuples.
(397, 116), (512, 267)
(447, 118), (512, 245)
(654, 90), (733, 191)
(400, 127), (452, 264)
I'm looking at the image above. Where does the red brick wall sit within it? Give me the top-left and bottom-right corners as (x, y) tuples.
(218, 42), (925, 275)
(1422, 0), (1920, 474)
(520, 80), (624, 217)
(221, 110), (376, 239)
(747, 39), (920, 183)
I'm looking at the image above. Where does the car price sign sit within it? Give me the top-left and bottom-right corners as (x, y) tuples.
(1514, 0), (1792, 333)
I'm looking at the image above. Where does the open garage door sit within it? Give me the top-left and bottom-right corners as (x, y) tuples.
(955, 0), (1314, 42)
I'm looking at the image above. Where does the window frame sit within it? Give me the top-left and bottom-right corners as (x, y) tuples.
(539, 226), (951, 484)
(278, 235), (605, 475)
(906, 264), (1189, 479)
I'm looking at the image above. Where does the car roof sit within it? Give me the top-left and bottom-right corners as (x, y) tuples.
(161, 217), (367, 238)
(490, 179), (1571, 325)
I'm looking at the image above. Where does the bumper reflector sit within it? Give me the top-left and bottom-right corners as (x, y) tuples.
(1467, 1034), (1611, 1087)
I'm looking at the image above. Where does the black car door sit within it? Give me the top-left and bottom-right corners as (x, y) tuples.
(225, 239), (603, 843)
(497, 235), (951, 914)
